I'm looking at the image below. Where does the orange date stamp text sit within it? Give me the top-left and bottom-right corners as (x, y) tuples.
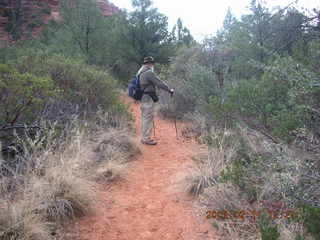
(206, 209), (297, 221)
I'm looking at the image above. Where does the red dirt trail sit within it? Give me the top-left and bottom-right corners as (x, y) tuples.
(65, 99), (216, 240)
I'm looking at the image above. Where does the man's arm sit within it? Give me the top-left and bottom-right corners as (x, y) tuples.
(145, 71), (172, 93)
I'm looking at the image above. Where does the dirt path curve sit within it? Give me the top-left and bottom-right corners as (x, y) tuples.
(65, 99), (216, 240)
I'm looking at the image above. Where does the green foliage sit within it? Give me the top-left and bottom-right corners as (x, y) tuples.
(0, 64), (54, 126)
(1, 0), (185, 84)
(209, 56), (320, 141)
(0, 52), (126, 174)
(13, 53), (121, 113)
(217, 133), (267, 202)
(219, 151), (262, 202)
(299, 205), (320, 239)
(207, 95), (236, 127)
(4, 21), (14, 33)
(199, 2), (319, 91)
(44, 56), (119, 111)
(27, 18), (43, 29)
(171, 18), (194, 47)
(158, 3), (320, 239)
(59, 0), (109, 61)
(2, 0), (53, 40)
(258, 210), (280, 240)
(56, 0), (174, 79)
(41, 6), (51, 15)
(124, 0), (175, 64)
(307, 40), (320, 73)
(159, 46), (219, 118)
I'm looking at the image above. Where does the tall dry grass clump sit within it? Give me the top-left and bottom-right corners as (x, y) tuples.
(0, 109), (139, 240)
(0, 201), (50, 240)
(88, 109), (140, 183)
(184, 127), (238, 196)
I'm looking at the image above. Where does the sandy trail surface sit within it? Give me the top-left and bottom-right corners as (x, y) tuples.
(65, 99), (216, 240)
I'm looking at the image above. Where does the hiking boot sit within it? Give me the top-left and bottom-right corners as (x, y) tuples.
(141, 139), (157, 145)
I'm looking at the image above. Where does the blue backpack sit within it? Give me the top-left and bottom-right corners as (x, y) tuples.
(128, 70), (150, 101)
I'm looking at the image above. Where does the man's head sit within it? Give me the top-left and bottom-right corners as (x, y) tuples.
(143, 56), (155, 66)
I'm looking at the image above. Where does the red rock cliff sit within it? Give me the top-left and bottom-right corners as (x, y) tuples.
(0, 0), (119, 44)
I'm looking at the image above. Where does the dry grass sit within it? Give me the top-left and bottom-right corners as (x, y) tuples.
(25, 172), (96, 222)
(0, 202), (51, 240)
(278, 222), (305, 240)
(185, 127), (238, 196)
(198, 184), (260, 240)
(92, 126), (140, 183)
(186, 126), (315, 239)
(94, 129), (140, 163)
(184, 128), (262, 238)
(95, 161), (128, 183)
(0, 110), (138, 240)
(179, 112), (206, 142)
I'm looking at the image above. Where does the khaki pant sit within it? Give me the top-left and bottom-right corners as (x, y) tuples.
(140, 94), (155, 141)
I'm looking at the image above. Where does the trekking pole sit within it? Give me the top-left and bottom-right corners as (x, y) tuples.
(174, 114), (178, 139)
(170, 91), (178, 140)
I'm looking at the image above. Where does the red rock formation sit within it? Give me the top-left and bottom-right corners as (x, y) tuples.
(97, 0), (119, 16)
(0, 0), (119, 45)
(0, 4), (10, 43)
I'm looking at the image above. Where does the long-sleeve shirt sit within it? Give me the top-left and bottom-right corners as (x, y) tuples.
(137, 65), (171, 94)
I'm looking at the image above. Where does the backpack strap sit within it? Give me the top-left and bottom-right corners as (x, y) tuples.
(137, 69), (152, 92)
(136, 69), (151, 78)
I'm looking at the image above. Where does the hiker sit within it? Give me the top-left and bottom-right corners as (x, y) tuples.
(137, 56), (174, 145)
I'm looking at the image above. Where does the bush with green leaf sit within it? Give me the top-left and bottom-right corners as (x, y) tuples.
(159, 46), (219, 119)
(259, 211), (280, 240)
(0, 63), (54, 126)
(211, 56), (320, 141)
(13, 53), (123, 115)
(0, 53), (126, 164)
(299, 204), (320, 239)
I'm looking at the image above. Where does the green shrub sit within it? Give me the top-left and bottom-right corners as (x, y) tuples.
(210, 56), (319, 142)
(28, 19), (43, 29)
(0, 64), (54, 126)
(0, 54), (125, 162)
(207, 95), (237, 127)
(159, 47), (219, 119)
(4, 22), (13, 32)
(220, 159), (259, 202)
(270, 110), (302, 141)
(218, 137), (267, 202)
(300, 205), (320, 239)
(42, 6), (51, 15)
(259, 211), (280, 240)
(30, 12), (39, 19)
(13, 54), (122, 114)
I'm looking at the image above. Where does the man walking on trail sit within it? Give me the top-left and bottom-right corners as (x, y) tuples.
(137, 56), (174, 145)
